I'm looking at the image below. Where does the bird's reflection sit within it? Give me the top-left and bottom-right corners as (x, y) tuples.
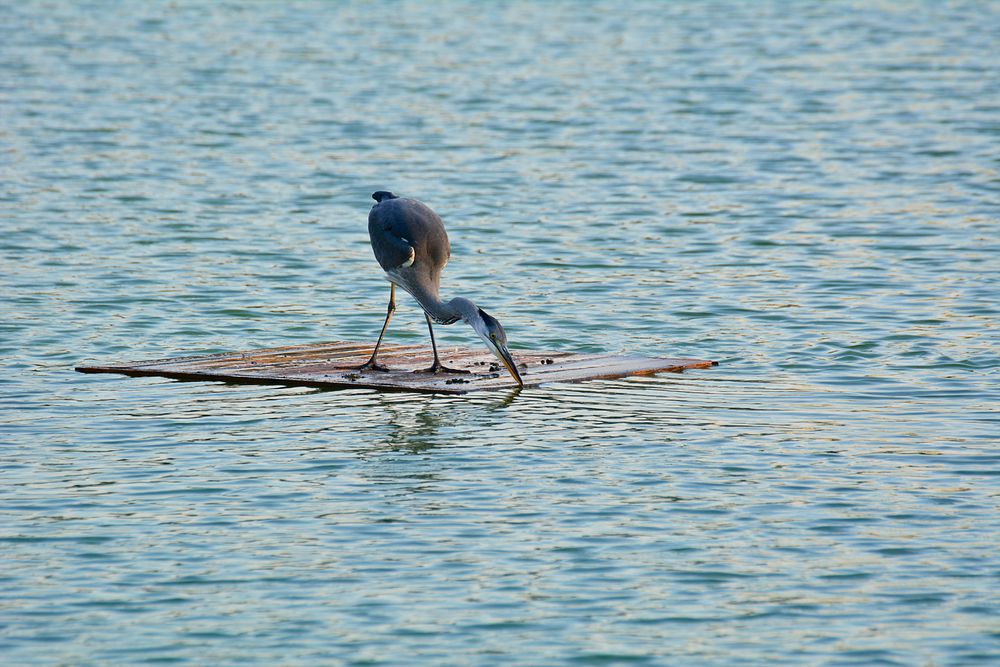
(381, 400), (446, 454)
(375, 385), (524, 454)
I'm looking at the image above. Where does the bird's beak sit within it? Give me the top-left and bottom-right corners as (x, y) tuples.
(491, 341), (524, 388)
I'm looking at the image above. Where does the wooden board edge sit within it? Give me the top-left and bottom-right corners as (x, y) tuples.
(74, 365), (477, 395)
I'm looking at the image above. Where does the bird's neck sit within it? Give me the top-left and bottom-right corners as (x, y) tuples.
(407, 282), (477, 325)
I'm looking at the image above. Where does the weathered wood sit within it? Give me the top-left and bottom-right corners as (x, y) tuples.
(76, 341), (715, 394)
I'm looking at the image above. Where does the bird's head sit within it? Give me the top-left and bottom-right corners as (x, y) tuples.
(458, 302), (523, 388)
(372, 191), (399, 203)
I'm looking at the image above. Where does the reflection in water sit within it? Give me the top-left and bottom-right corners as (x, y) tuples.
(378, 394), (453, 454)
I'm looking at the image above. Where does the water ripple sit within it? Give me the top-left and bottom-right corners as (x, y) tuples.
(3, 1), (999, 665)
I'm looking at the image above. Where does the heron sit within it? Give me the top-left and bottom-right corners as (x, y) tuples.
(357, 191), (524, 387)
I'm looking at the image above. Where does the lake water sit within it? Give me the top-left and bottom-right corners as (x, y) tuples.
(2, 1), (998, 665)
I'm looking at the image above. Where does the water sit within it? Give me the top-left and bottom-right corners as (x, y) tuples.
(2, 1), (999, 664)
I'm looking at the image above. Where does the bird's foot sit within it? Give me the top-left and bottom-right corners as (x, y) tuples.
(416, 362), (470, 375)
(355, 360), (391, 372)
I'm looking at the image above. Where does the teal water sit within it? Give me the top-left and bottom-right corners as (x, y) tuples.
(2, 1), (999, 665)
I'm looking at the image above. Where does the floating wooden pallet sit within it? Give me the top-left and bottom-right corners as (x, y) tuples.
(75, 341), (715, 394)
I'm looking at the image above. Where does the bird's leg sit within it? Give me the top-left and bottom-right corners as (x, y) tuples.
(418, 312), (470, 375)
(356, 283), (396, 372)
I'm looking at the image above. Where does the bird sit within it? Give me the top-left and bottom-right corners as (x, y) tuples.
(357, 191), (524, 387)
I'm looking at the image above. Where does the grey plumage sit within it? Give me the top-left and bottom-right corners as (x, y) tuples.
(368, 193), (455, 323)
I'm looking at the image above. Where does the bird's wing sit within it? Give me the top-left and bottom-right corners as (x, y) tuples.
(369, 216), (416, 272)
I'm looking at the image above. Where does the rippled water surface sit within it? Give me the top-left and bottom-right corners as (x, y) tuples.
(3, 1), (999, 665)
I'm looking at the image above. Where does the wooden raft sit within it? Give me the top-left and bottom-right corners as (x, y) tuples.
(75, 341), (715, 394)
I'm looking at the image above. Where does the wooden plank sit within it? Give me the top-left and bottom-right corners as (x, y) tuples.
(76, 341), (715, 394)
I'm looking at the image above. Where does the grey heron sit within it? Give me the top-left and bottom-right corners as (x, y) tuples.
(357, 191), (524, 387)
